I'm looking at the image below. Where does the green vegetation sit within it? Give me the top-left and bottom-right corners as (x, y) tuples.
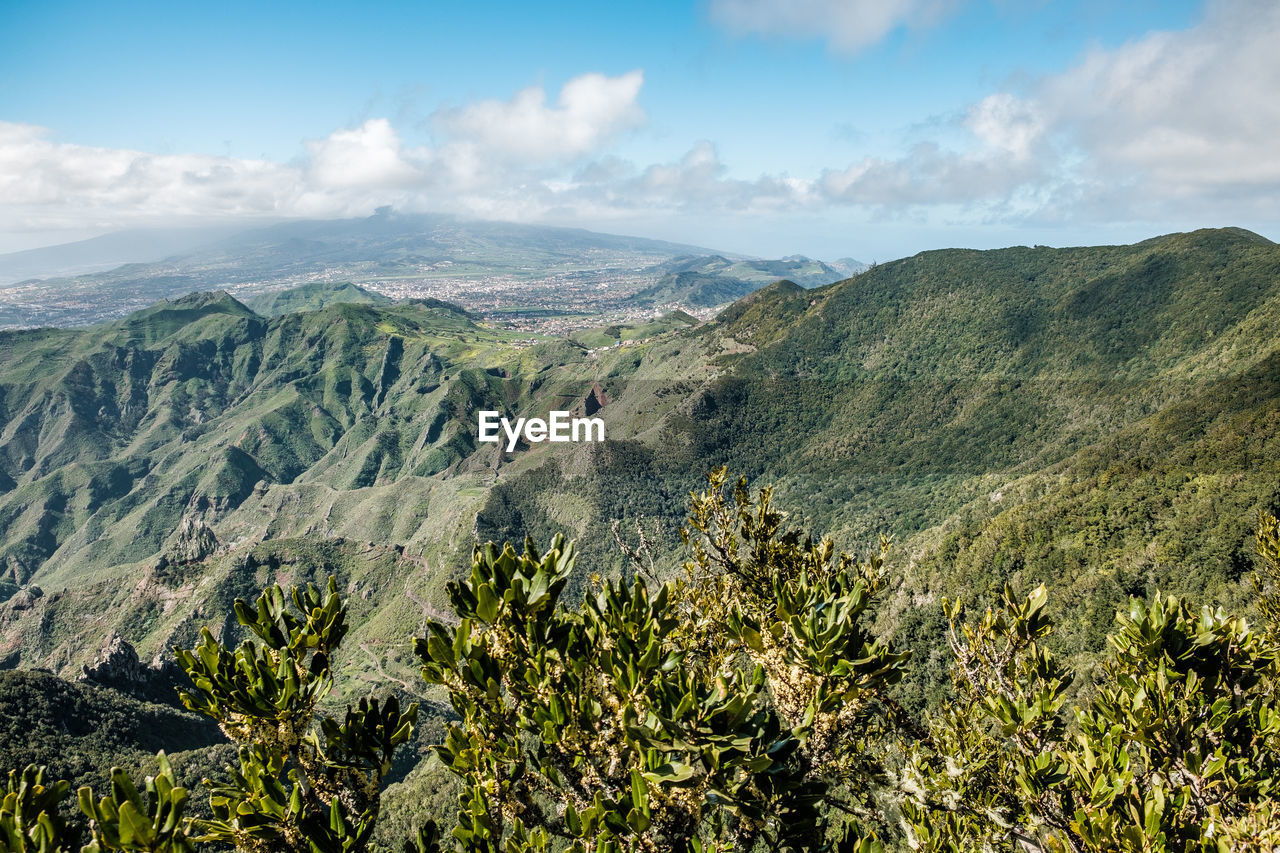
(476, 227), (1280, 707)
(629, 255), (847, 309)
(2, 228), (1280, 848)
(417, 468), (907, 851)
(0, 670), (225, 818)
(243, 283), (392, 317)
(175, 578), (416, 852)
(0, 579), (416, 853)
(567, 311), (698, 349)
(6, 230), (1276, 658)
(905, 576), (1280, 851)
(76, 754), (197, 853)
(4, 477), (1279, 851)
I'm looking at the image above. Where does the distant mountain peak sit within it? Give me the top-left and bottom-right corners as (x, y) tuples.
(244, 281), (392, 317)
(169, 289), (241, 308)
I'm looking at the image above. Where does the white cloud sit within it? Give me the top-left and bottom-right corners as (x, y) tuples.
(818, 144), (1043, 208)
(305, 119), (422, 189)
(1036, 0), (1280, 209)
(561, 142), (814, 215)
(433, 70), (644, 163)
(4, 3), (1280, 256)
(812, 0), (1280, 224)
(639, 142), (815, 211)
(709, 0), (957, 53)
(0, 122), (303, 233)
(965, 94), (1043, 161)
(0, 71), (650, 240)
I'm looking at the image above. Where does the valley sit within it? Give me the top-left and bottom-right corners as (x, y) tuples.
(0, 224), (1277, 848)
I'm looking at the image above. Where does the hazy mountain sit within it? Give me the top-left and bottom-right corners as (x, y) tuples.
(0, 226), (245, 286)
(828, 256), (870, 277)
(627, 254), (851, 309)
(0, 212), (716, 329)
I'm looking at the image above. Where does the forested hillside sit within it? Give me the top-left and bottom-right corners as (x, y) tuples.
(0, 228), (1278, 850)
(480, 229), (1280, 634)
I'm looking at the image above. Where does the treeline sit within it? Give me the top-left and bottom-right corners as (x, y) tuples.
(3, 469), (1279, 851)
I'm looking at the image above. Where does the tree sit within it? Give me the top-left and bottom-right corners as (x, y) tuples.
(1254, 511), (1280, 640)
(416, 467), (911, 852)
(0, 757), (195, 853)
(174, 577), (417, 853)
(78, 754), (195, 853)
(0, 578), (416, 853)
(5, 481), (1280, 853)
(903, 581), (1280, 852)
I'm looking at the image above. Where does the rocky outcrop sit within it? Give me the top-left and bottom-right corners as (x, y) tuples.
(80, 632), (147, 685)
(164, 514), (220, 564)
(7, 585), (42, 611)
(78, 632), (181, 699)
(583, 382), (610, 416)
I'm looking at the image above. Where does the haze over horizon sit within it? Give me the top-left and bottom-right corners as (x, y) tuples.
(2, 0), (1278, 262)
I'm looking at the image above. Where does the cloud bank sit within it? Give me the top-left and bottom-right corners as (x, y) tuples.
(2, 2), (1279, 249)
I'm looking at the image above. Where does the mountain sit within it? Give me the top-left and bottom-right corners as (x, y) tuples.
(0, 226), (244, 286)
(0, 227), (1277, 720)
(828, 257), (869, 278)
(0, 212), (716, 329)
(627, 254), (850, 309)
(0, 279), (716, 678)
(243, 281), (393, 316)
(472, 228), (1280, 685)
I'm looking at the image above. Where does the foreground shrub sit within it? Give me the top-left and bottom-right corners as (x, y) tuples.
(4, 484), (1280, 853)
(416, 467), (910, 852)
(903, 582), (1280, 852)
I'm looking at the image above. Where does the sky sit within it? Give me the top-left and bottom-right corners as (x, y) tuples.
(1, 0), (1278, 262)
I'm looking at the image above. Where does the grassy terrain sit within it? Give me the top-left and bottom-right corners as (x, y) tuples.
(567, 310), (699, 348)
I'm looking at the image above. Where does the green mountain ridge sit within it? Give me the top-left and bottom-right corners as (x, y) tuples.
(0, 228), (1276, 707)
(472, 227), (1280, 649)
(629, 254), (848, 308)
(243, 281), (393, 316)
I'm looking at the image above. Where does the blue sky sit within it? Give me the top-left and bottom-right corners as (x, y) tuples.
(2, 0), (1276, 261)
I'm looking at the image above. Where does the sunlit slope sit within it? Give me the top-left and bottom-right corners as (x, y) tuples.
(674, 227), (1280, 531)
(0, 290), (548, 586)
(477, 228), (1280, 620)
(3, 229), (1280, 690)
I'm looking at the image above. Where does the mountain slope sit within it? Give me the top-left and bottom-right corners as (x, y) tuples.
(0, 227), (243, 286)
(683, 228), (1280, 525)
(627, 254), (849, 309)
(0, 290), (512, 585)
(477, 227), (1280, 645)
(0, 229), (1277, 698)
